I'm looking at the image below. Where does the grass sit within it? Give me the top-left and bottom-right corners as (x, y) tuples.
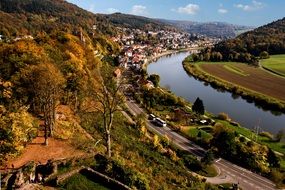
(223, 64), (249, 76)
(197, 164), (218, 177)
(60, 173), (111, 190)
(281, 159), (285, 169)
(182, 126), (213, 141)
(261, 54), (285, 77)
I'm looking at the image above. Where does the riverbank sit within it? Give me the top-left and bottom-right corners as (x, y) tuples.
(182, 61), (285, 113)
(142, 47), (199, 70)
(146, 51), (285, 152)
(145, 53), (285, 180)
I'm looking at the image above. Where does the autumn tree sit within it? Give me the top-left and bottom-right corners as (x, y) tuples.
(0, 106), (37, 163)
(30, 63), (65, 145)
(90, 66), (124, 158)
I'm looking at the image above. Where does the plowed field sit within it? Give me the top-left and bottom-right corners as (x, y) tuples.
(199, 63), (285, 102)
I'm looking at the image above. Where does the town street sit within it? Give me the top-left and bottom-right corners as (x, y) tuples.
(125, 100), (278, 190)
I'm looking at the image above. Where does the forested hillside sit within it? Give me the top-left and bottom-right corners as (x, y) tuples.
(0, 0), (117, 37)
(197, 17), (285, 64)
(103, 12), (178, 32)
(0, 0), (119, 163)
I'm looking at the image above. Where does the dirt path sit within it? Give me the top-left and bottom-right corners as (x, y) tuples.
(3, 136), (85, 169)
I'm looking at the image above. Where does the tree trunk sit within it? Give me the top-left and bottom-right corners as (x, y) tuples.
(106, 130), (111, 158)
(44, 125), (48, 146)
(106, 113), (113, 158)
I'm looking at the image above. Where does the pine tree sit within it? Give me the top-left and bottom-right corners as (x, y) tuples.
(192, 97), (205, 115)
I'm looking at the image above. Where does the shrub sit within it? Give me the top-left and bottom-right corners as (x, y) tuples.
(165, 149), (179, 162)
(217, 112), (229, 121)
(259, 132), (274, 140)
(182, 154), (202, 171)
(161, 135), (170, 147)
(259, 51), (270, 59)
(94, 154), (150, 190)
(153, 135), (160, 148)
(239, 136), (246, 143)
(247, 141), (254, 147)
(269, 169), (284, 184)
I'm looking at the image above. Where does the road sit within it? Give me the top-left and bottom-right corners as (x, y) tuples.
(125, 100), (279, 190)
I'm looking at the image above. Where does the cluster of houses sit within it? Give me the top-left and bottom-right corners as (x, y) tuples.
(113, 27), (219, 71)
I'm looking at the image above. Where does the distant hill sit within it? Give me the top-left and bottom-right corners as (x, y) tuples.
(198, 17), (285, 64)
(0, 0), (117, 36)
(102, 13), (178, 32)
(215, 17), (285, 55)
(159, 19), (253, 39)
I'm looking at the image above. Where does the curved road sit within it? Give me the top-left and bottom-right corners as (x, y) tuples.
(125, 101), (279, 190)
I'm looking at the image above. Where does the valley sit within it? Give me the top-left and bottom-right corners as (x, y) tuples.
(0, 0), (285, 189)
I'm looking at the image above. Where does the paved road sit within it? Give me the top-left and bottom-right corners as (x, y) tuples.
(125, 100), (278, 190)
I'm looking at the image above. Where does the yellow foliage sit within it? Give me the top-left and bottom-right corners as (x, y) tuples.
(54, 121), (75, 140)
(0, 79), (13, 99)
(153, 134), (160, 148)
(14, 40), (46, 60)
(140, 125), (147, 137)
(65, 51), (84, 71)
(8, 107), (38, 152)
(167, 149), (179, 162)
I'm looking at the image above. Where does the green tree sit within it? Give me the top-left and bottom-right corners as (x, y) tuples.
(211, 129), (237, 159)
(202, 150), (215, 165)
(148, 74), (160, 87)
(192, 97), (205, 115)
(259, 51), (270, 59)
(267, 148), (280, 168)
(192, 53), (199, 62)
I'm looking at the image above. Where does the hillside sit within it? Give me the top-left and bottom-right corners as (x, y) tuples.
(0, 0), (118, 169)
(199, 17), (285, 64)
(0, 0), (117, 37)
(160, 19), (253, 39)
(103, 12), (178, 32)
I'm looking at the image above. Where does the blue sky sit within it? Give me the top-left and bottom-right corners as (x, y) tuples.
(66, 0), (285, 27)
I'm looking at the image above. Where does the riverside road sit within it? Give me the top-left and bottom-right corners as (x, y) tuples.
(125, 100), (279, 190)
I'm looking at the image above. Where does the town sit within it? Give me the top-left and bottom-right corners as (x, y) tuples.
(112, 27), (220, 70)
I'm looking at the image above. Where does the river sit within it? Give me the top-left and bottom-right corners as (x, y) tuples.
(147, 51), (285, 134)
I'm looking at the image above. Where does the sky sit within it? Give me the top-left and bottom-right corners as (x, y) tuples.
(66, 0), (285, 27)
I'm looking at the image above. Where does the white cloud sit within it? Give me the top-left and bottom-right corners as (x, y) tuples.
(218, 8), (228, 14)
(234, 0), (265, 11)
(106, 8), (119, 14)
(130, 5), (148, 16)
(174, 4), (200, 15)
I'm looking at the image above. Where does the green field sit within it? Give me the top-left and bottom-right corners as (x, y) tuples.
(261, 54), (285, 77)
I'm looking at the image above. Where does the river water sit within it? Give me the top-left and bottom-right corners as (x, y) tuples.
(147, 52), (285, 134)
